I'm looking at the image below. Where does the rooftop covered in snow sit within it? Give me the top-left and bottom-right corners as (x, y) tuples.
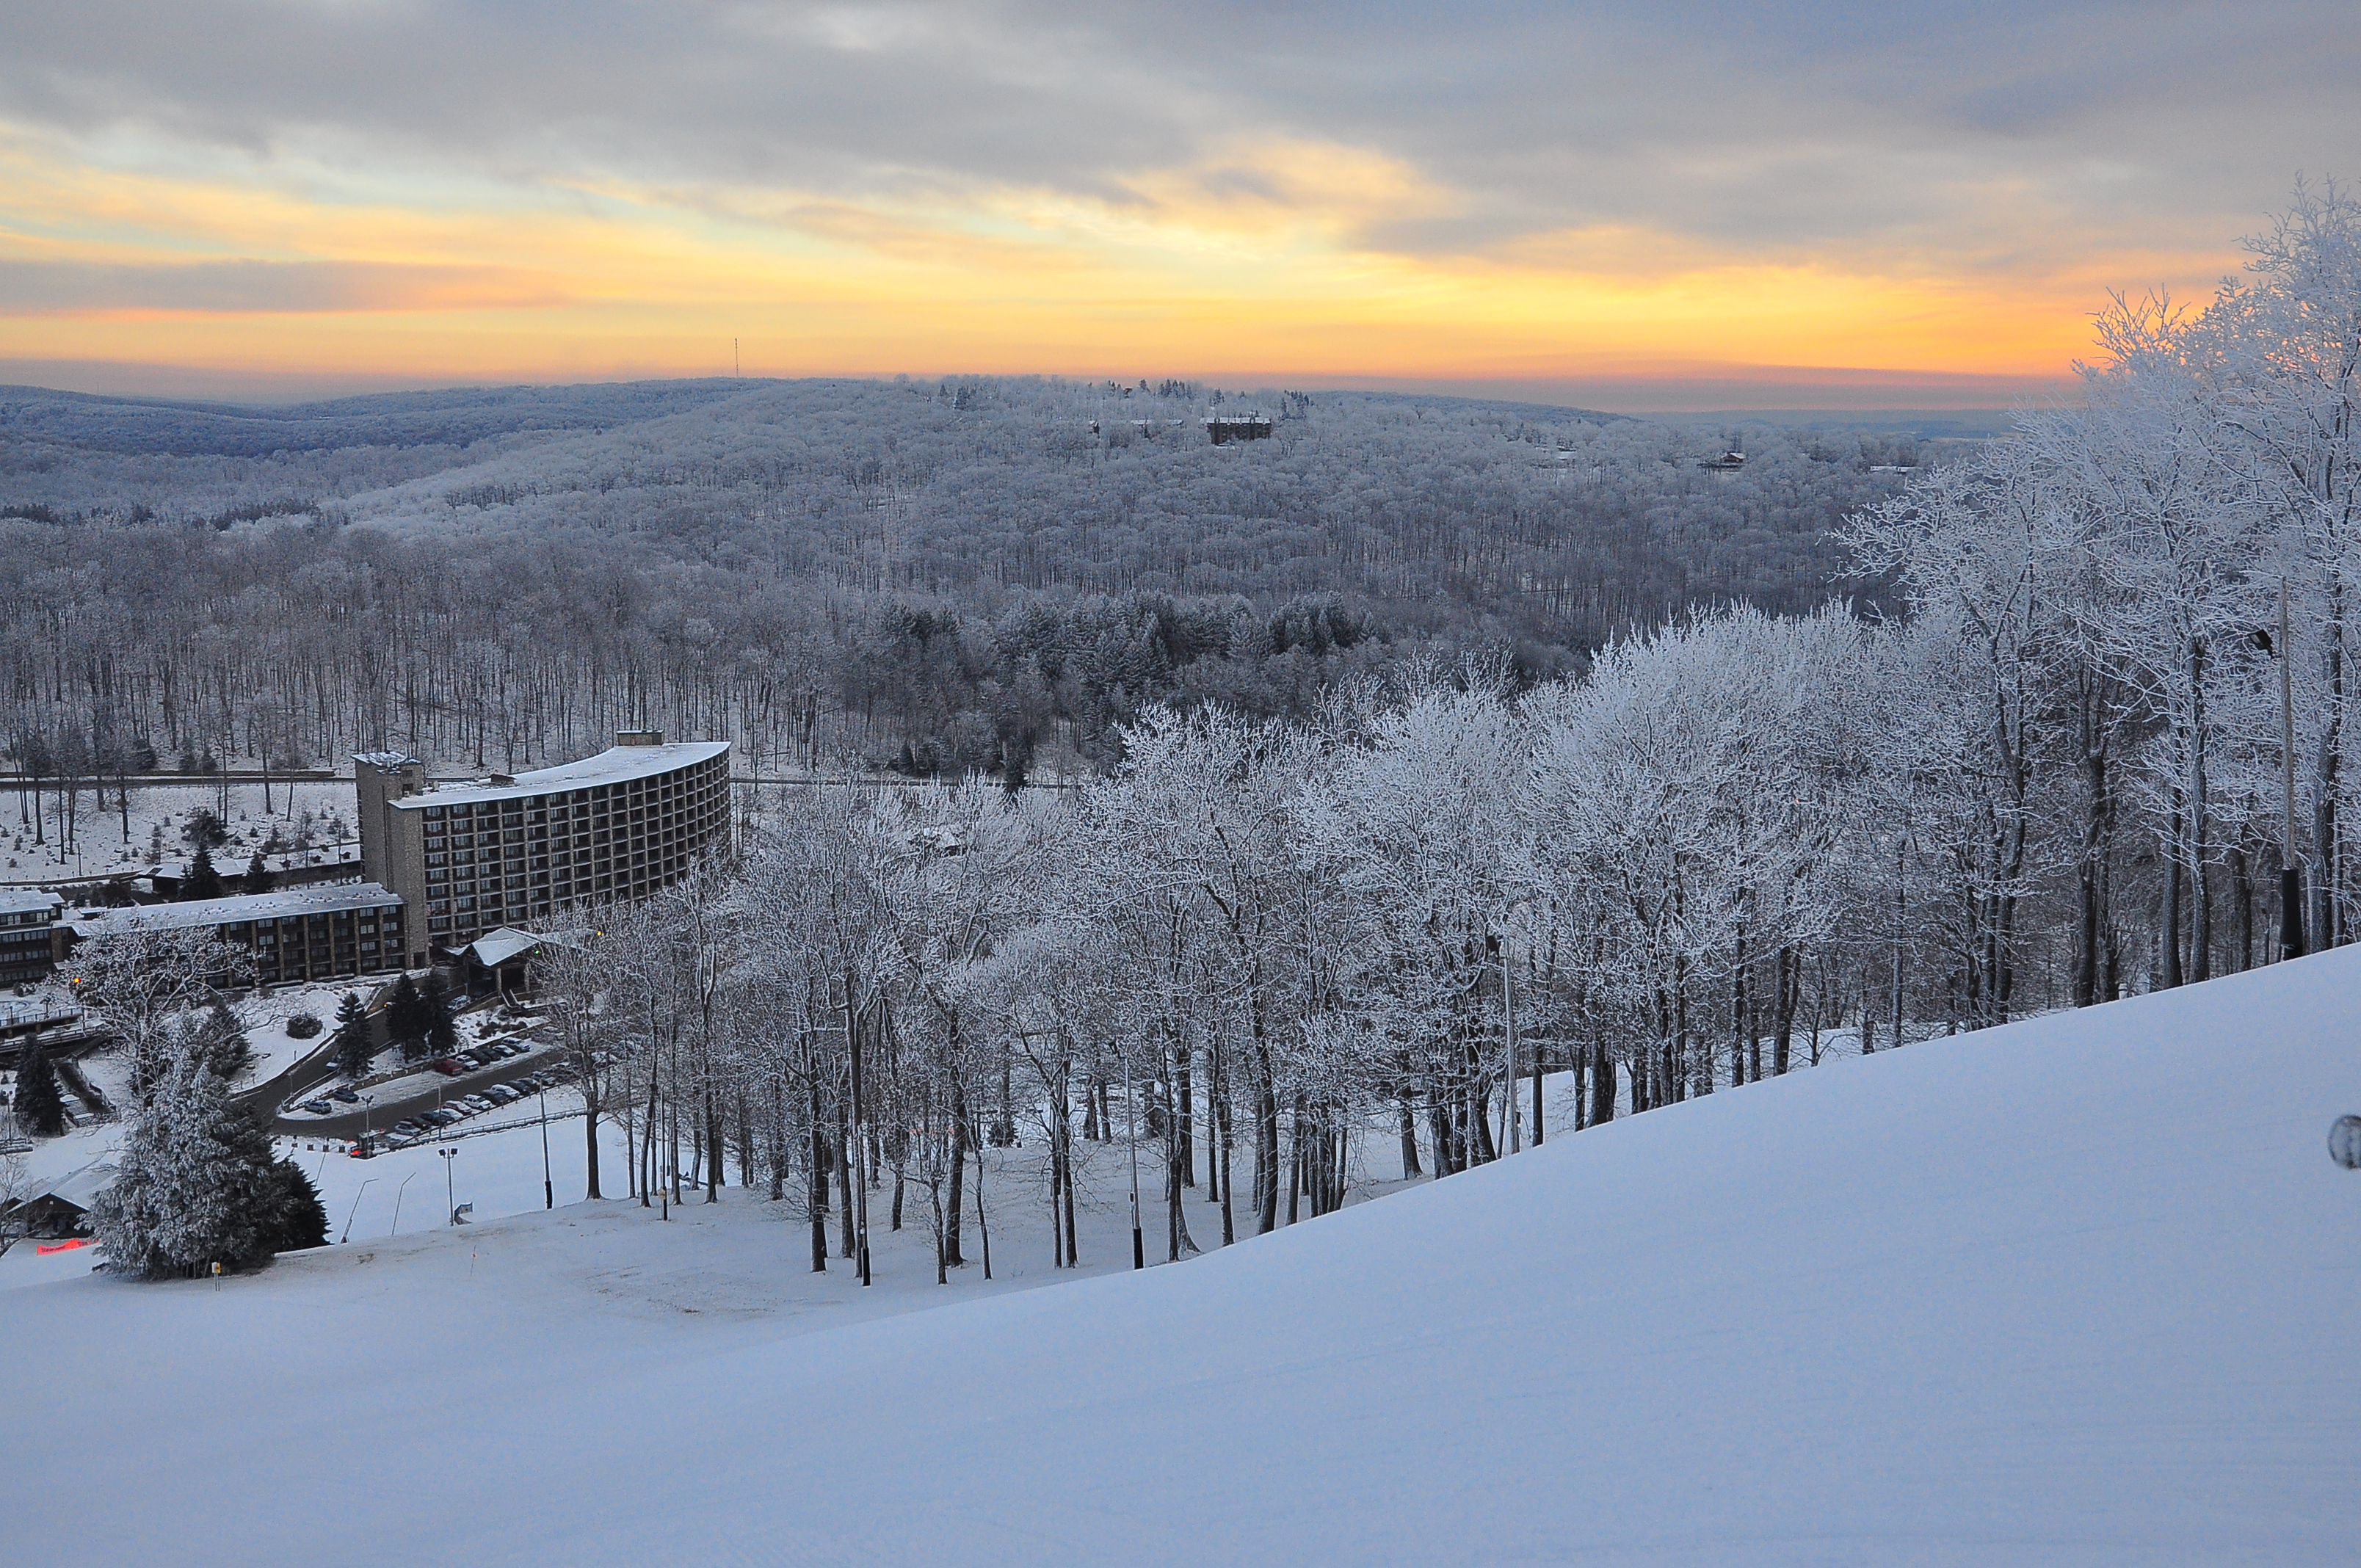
(67, 882), (404, 936)
(388, 739), (729, 810)
(0, 889), (65, 919)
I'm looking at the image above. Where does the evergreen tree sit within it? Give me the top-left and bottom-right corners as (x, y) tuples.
(11, 1040), (67, 1137)
(384, 973), (429, 1059)
(94, 1050), (258, 1277)
(181, 842), (223, 901)
(242, 852), (275, 895)
(421, 970), (459, 1056)
(333, 990), (373, 1078)
(94, 1043), (328, 1277)
(249, 1147), (327, 1255)
(198, 1001), (253, 1081)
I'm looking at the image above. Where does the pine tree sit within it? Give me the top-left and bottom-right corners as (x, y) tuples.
(94, 1050), (258, 1277)
(333, 990), (373, 1078)
(421, 970), (458, 1056)
(94, 1043), (328, 1277)
(242, 852), (275, 895)
(198, 1001), (253, 1081)
(182, 843), (223, 901)
(11, 1040), (67, 1137)
(385, 973), (429, 1059)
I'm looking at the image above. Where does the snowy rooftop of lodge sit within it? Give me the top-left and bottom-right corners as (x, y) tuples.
(367, 739), (730, 811)
(0, 889), (65, 918)
(66, 882), (404, 936)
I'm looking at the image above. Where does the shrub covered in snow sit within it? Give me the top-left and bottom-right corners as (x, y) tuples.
(285, 1012), (323, 1039)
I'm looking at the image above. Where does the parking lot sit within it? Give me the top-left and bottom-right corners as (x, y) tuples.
(282, 1034), (573, 1144)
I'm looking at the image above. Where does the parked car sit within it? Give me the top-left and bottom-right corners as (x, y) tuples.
(460, 1095), (494, 1113)
(393, 1119), (424, 1137)
(430, 1059), (467, 1077)
(485, 1084), (519, 1105)
(300, 1098), (335, 1115)
(424, 1108), (459, 1127)
(330, 1086), (360, 1104)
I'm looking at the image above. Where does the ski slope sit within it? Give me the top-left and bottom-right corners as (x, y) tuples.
(7, 949), (2358, 1566)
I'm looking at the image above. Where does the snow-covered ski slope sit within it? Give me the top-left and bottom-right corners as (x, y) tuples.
(9, 948), (2358, 1566)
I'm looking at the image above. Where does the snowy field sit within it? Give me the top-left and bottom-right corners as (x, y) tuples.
(1, 779), (354, 885)
(5, 949), (2359, 1564)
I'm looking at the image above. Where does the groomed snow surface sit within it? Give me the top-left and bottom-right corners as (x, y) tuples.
(7, 948), (2359, 1565)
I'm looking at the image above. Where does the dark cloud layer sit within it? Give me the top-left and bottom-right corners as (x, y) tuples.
(2, 1), (2353, 273)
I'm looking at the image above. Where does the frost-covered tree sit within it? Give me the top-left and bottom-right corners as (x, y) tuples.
(94, 1033), (324, 1277)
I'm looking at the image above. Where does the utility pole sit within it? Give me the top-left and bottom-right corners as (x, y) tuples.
(1124, 1046), (1143, 1270)
(440, 1147), (457, 1224)
(2281, 578), (2307, 960)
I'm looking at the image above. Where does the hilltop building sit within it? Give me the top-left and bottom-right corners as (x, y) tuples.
(355, 731), (731, 967)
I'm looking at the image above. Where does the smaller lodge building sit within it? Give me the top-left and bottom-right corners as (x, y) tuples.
(66, 883), (409, 987)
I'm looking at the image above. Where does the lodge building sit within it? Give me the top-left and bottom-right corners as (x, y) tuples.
(66, 883), (410, 987)
(355, 731), (731, 968)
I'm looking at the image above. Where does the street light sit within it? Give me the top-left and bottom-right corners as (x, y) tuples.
(539, 1080), (554, 1210)
(391, 1171), (416, 1235)
(440, 1147), (458, 1224)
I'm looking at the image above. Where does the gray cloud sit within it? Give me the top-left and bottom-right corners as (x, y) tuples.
(1, 1), (2354, 275)
(0, 258), (562, 314)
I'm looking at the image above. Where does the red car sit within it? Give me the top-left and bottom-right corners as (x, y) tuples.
(429, 1058), (468, 1077)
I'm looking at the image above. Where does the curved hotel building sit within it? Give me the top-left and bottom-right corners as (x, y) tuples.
(356, 731), (730, 968)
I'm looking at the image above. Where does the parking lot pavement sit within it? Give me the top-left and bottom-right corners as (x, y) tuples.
(280, 1048), (567, 1141)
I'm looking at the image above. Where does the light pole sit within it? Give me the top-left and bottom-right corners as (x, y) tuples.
(440, 1147), (457, 1225)
(391, 1171), (415, 1235)
(341, 1178), (374, 1244)
(538, 1081), (553, 1210)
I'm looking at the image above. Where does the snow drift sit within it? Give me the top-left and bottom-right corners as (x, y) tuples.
(7, 949), (2359, 1566)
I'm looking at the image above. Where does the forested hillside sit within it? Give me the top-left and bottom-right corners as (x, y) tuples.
(0, 378), (1927, 780)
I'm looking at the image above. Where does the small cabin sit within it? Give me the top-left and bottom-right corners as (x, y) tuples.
(1205, 413), (1274, 445)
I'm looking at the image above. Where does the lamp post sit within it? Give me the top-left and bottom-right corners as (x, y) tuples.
(391, 1171), (415, 1236)
(538, 1081), (553, 1210)
(440, 1147), (457, 1224)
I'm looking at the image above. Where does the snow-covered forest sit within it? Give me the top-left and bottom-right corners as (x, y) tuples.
(500, 189), (2361, 1263)
(0, 376), (1929, 781)
(12, 189), (2361, 1248)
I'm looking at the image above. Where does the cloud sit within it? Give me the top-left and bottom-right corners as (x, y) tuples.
(0, 258), (567, 315)
(1, 1), (2350, 276)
